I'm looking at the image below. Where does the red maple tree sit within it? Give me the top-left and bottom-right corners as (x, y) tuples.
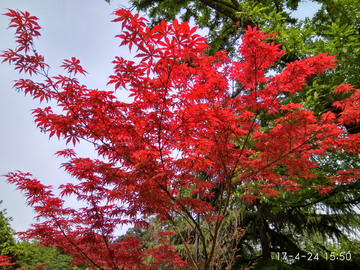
(2, 8), (360, 270)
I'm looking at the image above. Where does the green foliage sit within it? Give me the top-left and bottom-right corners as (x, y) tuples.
(229, 178), (360, 268)
(0, 201), (23, 261)
(251, 258), (305, 270)
(115, 220), (158, 251)
(326, 236), (360, 266)
(16, 241), (86, 270)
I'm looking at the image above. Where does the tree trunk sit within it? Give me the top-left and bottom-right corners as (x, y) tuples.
(259, 219), (271, 259)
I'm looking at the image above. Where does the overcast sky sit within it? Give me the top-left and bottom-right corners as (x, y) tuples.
(0, 0), (321, 235)
(0, 0), (133, 234)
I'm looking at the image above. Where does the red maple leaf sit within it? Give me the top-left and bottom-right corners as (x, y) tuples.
(2, 8), (359, 270)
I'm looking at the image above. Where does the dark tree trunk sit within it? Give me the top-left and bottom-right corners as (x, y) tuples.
(260, 219), (271, 259)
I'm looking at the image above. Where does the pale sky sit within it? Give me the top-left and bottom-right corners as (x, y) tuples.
(0, 0), (132, 234)
(0, 0), (321, 235)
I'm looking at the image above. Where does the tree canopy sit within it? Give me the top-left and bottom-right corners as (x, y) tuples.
(130, 0), (360, 117)
(0, 201), (23, 269)
(2, 6), (360, 270)
(15, 241), (86, 270)
(127, 1), (360, 268)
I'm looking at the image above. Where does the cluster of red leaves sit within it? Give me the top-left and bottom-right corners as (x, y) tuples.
(2, 8), (360, 270)
(0, 255), (18, 268)
(1, 9), (47, 75)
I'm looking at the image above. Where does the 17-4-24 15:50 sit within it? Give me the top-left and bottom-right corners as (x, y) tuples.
(275, 251), (352, 261)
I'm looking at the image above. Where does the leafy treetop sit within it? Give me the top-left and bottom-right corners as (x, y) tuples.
(2, 7), (360, 270)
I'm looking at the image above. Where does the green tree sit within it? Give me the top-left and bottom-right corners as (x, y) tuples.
(0, 201), (86, 270)
(224, 149), (360, 269)
(232, 185), (360, 269)
(164, 177), (360, 269)
(0, 201), (23, 269)
(115, 219), (158, 252)
(16, 241), (87, 270)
